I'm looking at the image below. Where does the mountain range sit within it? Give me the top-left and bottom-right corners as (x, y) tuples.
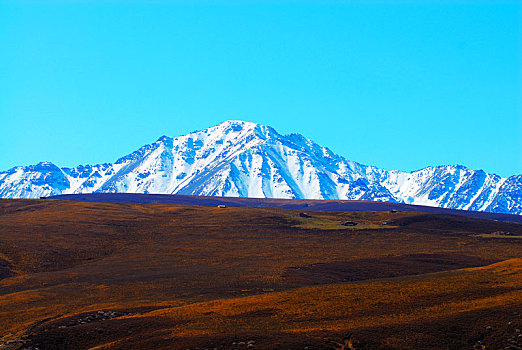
(1, 120), (520, 215)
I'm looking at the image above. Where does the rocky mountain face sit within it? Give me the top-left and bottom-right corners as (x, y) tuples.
(1, 120), (520, 215)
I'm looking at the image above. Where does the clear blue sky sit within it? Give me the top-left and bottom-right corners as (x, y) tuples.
(1, 1), (520, 177)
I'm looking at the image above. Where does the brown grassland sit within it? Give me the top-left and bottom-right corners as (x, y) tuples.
(0, 199), (521, 350)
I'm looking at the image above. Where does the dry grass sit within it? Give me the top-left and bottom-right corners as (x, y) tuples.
(291, 215), (394, 230)
(143, 258), (521, 336)
(0, 199), (520, 349)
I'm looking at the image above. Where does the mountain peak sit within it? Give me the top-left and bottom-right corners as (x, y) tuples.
(0, 121), (520, 215)
(217, 119), (257, 127)
(210, 120), (262, 135)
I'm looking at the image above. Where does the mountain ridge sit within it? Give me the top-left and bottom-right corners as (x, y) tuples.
(1, 120), (520, 215)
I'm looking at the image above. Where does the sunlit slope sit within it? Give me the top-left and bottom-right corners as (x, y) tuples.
(112, 259), (522, 349)
(0, 199), (520, 349)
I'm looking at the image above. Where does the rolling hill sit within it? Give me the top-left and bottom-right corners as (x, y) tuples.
(0, 198), (521, 349)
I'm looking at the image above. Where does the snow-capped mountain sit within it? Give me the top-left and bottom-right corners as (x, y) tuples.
(1, 120), (520, 215)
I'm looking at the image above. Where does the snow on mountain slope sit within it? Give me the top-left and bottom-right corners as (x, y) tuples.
(0, 120), (520, 215)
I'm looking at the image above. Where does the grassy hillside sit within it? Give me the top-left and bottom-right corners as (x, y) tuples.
(0, 199), (520, 349)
